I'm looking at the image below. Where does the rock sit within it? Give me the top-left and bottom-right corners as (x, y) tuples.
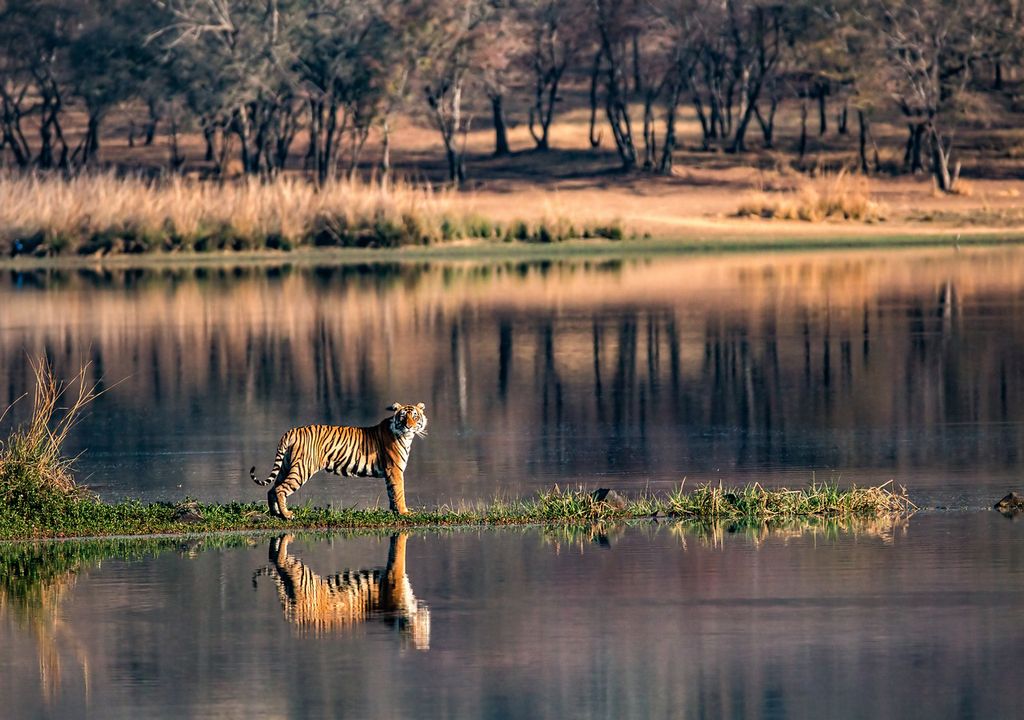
(591, 488), (628, 511)
(172, 500), (205, 523)
(995, 492), (1024, 515)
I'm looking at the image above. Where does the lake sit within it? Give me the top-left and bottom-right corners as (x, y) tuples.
(2, 516), (1023, 719)
(2, 246), (1024, 717)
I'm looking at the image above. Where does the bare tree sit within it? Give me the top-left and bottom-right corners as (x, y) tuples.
(421, 0), (489, 186)
(520, 0), (585, 151)
(293, 0), (396, 183)
(871, 0), (984, 192)
(479, 4), (523, 157)
(68, 2), (163, 166)
(0, 0), (79, 170)
(0, 3), (36, 168)
(726, 1), (785, 153)
(154, 0), (301, 176)
(591, 0), (642, 169)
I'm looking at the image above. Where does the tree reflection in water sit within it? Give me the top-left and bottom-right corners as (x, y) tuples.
(3, 250), (1024, 504)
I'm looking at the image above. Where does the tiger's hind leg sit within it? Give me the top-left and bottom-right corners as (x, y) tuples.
(270, 464), (308, 520)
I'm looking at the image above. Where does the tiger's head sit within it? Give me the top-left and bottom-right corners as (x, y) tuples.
(388, 402), (428, 438)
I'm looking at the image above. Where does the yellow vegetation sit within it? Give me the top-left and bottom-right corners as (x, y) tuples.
(0, 173), (624, 255)
(737, 171), (886, 223)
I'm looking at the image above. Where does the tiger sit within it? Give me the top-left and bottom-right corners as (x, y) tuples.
(250, 402), (427, 519)
(253, 532), (430, 649)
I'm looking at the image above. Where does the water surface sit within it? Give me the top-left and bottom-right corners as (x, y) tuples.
(2, 247), (1024, 510)
(2, 517), (1022, 719)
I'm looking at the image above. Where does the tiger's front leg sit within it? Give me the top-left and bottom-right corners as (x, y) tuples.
(385, 466), (410, 515)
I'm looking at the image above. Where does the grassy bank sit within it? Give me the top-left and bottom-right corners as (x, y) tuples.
(0, 486), (915, 541)
(0, 361), (914, 541)
(0, 173), (625, 258)
(3, 223), (1022, 273)
(3, 172), (1024, 266)
(0, 480), (915, 541)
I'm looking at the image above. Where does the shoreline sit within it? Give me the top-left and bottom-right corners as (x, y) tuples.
(0, 226), (1018, 270)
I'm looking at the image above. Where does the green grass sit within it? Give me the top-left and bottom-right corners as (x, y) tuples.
(0, 483), (916, 541)
(2, 228), (1024, 272)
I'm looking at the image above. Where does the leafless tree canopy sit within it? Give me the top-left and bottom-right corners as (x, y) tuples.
(0, 0), (1016, 191)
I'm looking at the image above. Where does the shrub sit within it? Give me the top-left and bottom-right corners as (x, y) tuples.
(0, 361), (100, 536)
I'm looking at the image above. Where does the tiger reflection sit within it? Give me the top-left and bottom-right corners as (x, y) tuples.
(254, 533), (430, 650)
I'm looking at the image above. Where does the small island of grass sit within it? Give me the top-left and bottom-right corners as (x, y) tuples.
(0, 361), (914, 542)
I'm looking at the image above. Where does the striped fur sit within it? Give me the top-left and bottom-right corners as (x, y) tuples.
(250, 402), (427, 518)
(253, 533), (429, 648)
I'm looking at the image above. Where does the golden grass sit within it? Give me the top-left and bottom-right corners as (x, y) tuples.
(0, 360), (101, 498)
(0, 173), (625, 256)
(737, 171), (887, 223)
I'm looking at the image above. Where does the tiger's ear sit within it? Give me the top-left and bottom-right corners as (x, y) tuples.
(387, 402), (402, 412)
(416, 403), (426, 412)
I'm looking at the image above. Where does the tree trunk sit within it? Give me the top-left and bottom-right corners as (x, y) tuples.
(928, 123), (960, 193)
(817, 84), (828, 135)
(273, 105), (298, 173)
(38, 106), (54, 169)
(588, 51), (603, 148)
(658, 83), (682, 175)
(491, 94), (510, 156)
(642, 94), (656, 171)
(730, 93), (759, 153)
(693, 94), (712, 150)
(83, 111), (101, 165)
(203, 122), (216, 162)
(168, 117), (184, 172)
(631, 32), (641, 95)
(904, 123), (925, 174)
(144, 99), (160, 146)
(529, 69), (563, 151)
(445, 145), (465, 185)
(838, 102), (849, 135)
(235, 107), (254, 175)
(606, 98), (637, 170)
(857, 109), (870, 175)
(346, 125), (370, 180)
(754, 99), (776, 149)
(379, 118), (391, 177)
(0, 91), (32, 168)
(429, 79), (466, 186)
(321, 101), (340, 186)
(798, 99), (808, 162)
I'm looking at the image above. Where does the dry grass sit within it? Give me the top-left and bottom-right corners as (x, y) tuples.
(0, 173), (625, 256)
(737, 171), (887, 223)
(0, 360), (99, 502)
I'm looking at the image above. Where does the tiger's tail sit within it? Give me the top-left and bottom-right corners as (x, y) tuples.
(251, 433), (292, 486)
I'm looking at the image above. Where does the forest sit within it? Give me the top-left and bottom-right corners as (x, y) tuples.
(0, 0), (1018, 196)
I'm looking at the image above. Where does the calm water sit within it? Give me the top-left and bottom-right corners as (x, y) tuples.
(2, 248), (1024, 509)
(2, 518), (1023, 719)
(4, 247), (1024, 717)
